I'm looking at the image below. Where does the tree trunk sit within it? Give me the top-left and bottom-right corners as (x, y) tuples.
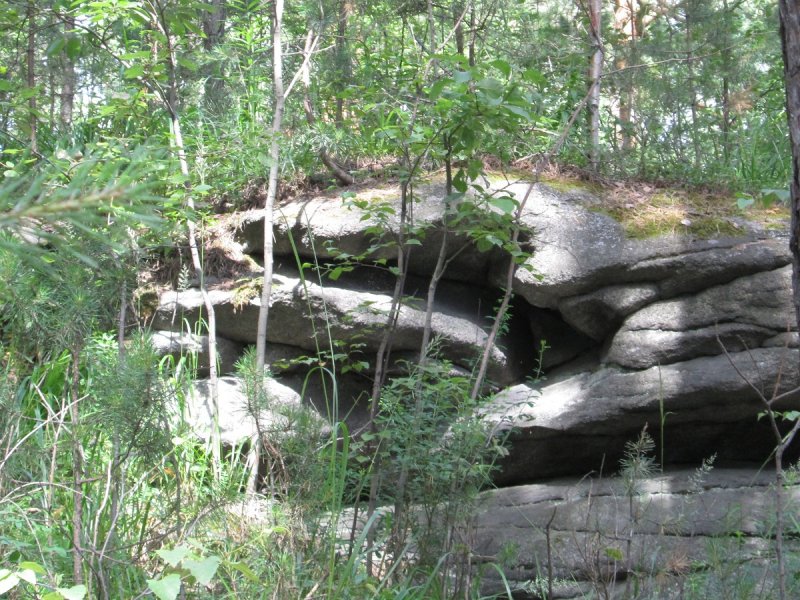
(202, 0), (226, 111)
(256, 0), (285, 376)
(468, 3), (476, 67)
(159, 0), (221, 478)
(26, 0), (37, 154)
(335, 0), (350, 127)
(588, 0), (603, 170)
(70, 346), (84, 586)
(454, 1), (465, 57)
(685, 2), (701, 172)
(612, 0), (658, 153)
(779, 9), (800, 595)
(779, 0), (800, 352)
(60, 12), (76, 128)
(427, 0), (437, 74)
(720, 0), (733, 165)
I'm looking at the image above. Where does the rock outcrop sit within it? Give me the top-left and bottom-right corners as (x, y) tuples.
(474, 467), (800, 599)
(148, 179), (798, 483)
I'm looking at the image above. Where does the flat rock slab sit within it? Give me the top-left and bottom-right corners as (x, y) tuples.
(475, 468), (800, 599)
(236, 182), (503, 282)
(604, 266), (795, 369)
(483, 348), (800, 484)
(152, 274), (532, 387)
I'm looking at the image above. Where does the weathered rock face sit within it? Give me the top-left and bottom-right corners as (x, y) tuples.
(149, 179), (798, 485)
(186, 376), (304, 445)
(484, 347), (800, 484)
(474, 468), (800, 599)
(237, 183), (504, 283)
(152, 272), (534, 388)
(604, 266), (795, 369)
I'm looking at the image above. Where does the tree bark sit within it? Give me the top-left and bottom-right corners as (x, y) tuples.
(202, 0), (226, 111)
(26, 0), (37, 154)
(335, 0), (350, 127)
(587, 0), (603, 170)
(454, 1), (465, 57)
(720, 0), (732, 164)
(779, 7), (800, 595)
(612, 0), (659, 153)
(256, 0), (285, 376)
(60, 12), (76, 128)
(685, 1), (701, 172)
(779, 0), (800, 351)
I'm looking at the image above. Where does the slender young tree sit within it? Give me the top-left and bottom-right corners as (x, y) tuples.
(587, 0), (603, 170)
(25, 0), (37, 153)
(256, 0), (285, 377)
(150, 0), (222, 474)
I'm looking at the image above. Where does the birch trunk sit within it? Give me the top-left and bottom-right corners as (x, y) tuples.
(588, 0), (603, 170)
(256, 0), (285, 375)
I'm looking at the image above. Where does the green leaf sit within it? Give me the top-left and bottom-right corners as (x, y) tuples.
(183, 556), (220, 586)
(56, 585), (88, 600)
(124, 65), (145, 79)
(0, 570), (19, 594)
(405, 238), (422, 246)
(17, 568), (36, 585)
(147, 574), (182, 600)
(226, 561), (260, 584)
(428, 79), (447, 100)
(490, 59), (511, 77)
(760, 188), (790, 206)
(156, 546), (191, 568)
(476, 77), (503, 96)
(18, 562), (46, 575)
(736, 193), (755, 210)
(120, 51), (151, 61)
(604, 547), (624, 561)
(523, 68), (547, 86)
(46, 37), (66, 57)
(66, 37), (82, 60)
(453, 70), (472, 84)
(490, 196), (517, 214)
(177, 56), (199, 72)
(0, 80), (15, 92)
(503, 103), (532, 120)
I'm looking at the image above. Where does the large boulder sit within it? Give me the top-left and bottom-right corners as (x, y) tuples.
(483, 348), (800, 485)
(474, 468), (800, 599)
